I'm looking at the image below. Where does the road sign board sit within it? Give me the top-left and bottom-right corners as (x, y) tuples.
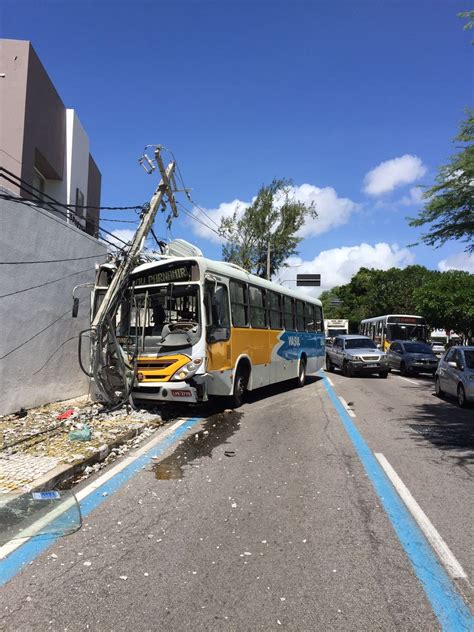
(296, 274), (321, 287)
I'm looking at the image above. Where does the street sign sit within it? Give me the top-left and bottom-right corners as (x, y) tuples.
(296, 274), (321, 287)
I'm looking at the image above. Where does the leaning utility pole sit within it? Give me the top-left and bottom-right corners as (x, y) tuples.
(89, 146), (179, 406)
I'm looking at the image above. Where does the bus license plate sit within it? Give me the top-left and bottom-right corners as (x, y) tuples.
(172, 390), (192, 397)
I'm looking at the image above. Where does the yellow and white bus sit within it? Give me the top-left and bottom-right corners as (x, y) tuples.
(94, 256), (325, 406)
(360, 314), (428, 351)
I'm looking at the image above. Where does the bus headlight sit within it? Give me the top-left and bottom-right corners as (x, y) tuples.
(171, 358), (203, 381)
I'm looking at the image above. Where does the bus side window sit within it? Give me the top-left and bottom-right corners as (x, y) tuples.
(205, 282), (230, 329)
(283, 296), (294, 331)
(249, 286), (267, 328)
(230, 280), (248, 327)
(305, 302), (314, 331)
(314, 305), (323, 332)
(268, 291), (282, 329)
(295, 300), (305, 331)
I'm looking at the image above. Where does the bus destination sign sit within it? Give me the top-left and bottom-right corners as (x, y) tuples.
(133, 265), (191, 286)
(389, 316), (424, 325)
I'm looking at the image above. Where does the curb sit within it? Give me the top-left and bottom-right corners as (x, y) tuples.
(30, 423), (155, 492)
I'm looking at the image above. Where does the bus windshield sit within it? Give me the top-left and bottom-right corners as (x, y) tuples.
(123, 283), (201, 352)
(387, 323), (426, 342)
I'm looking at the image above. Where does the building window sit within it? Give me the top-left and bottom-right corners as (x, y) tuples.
(75, 188), (85, 218)
(32, 169), (46, 207)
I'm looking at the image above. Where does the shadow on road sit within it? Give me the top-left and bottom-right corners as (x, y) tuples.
(406, 394), (474, 466)
(140, 376), (323, 421)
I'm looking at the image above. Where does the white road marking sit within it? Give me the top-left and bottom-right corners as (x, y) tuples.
(375, 453), (467, 580)
(0, 417), (193, 560)
(396, 375), (420, 386)
(338, 396), (356, 418)
(326, 377), (334, 387)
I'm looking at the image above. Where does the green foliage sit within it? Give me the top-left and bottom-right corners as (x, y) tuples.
(219, 179), (317, 278)
(413, 270), (474, 339)
(409, 111), (474, 253)
(321, 265), (473, 340)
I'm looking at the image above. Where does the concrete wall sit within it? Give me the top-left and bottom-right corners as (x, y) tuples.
(0, 39), (29, 192)
(0, 195), (108, 415)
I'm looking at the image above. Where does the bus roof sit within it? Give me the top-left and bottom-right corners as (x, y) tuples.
(131, 256), (322, 305)
(360, 314), (424, 323)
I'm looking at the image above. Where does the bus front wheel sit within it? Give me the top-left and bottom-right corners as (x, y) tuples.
(229, 367), (248, 408)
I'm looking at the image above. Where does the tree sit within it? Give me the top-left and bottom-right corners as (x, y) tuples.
(413, 270), (474, 342)
(409, 112), (474, 253)
(219, 179), (317, 278)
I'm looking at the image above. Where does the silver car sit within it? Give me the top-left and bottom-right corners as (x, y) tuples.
(435, 346), (474, 407)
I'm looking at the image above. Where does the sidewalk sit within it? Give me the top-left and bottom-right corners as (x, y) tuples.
(0, 398), (163, 493)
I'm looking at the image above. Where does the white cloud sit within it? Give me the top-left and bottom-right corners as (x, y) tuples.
(107, 229), (136, 249)
(400, 186), (424, 206)
(363, 155), (427, 196)
(187, 199), (248, 243)
(187, 184), (358, 242)
(275, 242), (415, 297)
(438, 252), (474, 273)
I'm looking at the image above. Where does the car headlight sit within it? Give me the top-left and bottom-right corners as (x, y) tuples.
(171, 358), (203, 381)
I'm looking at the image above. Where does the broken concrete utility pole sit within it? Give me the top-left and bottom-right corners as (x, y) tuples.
(88, 146), (179, 406)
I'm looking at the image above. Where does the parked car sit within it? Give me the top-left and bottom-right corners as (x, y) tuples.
(387, 340), (438, 377)
(435, 346), (474, 407)
(326, 335), (389, 378)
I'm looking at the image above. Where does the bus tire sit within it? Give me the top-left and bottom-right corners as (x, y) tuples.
(295, 358), (307, 388)
(325, 355), (335, 373)
(229, 365), (248, 409)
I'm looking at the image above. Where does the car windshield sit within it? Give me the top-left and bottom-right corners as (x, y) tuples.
(402, 342), (433, 354)
(464, 350), (474, 369)
(345, 338), (377, 349)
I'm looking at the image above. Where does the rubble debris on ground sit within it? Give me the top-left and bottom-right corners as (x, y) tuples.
(0, 397), (163, 492)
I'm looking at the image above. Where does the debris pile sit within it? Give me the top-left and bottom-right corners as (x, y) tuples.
(0, 398), (163, 489)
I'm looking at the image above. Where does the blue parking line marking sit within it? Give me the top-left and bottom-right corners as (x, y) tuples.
(0, 416), (204, 588)
(320, 373), (473, 631)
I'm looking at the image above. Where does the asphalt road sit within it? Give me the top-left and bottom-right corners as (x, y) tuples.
(1, 370), (473, 631)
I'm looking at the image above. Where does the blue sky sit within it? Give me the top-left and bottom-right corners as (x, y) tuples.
(2, 0), (473, 293)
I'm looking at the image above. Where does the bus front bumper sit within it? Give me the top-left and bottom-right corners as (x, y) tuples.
(132, 381), (199, 403)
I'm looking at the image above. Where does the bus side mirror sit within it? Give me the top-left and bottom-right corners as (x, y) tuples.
(72, 297), (79, 318)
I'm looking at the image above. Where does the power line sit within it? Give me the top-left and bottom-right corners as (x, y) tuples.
(175, 200), (223, 239)
(0, 254), (105, 265)
(0, 266), (97, 299)
(0, 192), (130, 250)
(0, 309), (71, 360)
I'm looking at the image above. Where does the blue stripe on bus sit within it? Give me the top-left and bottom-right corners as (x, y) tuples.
(276, 331), (325, 360)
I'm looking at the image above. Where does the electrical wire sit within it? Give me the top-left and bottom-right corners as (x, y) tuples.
(0, 254), (106, 265)
(0, 308), (71, 360)
(175, 200), (223, 239)
(0, 266), (97, 299)
(0, 192), (130, 251)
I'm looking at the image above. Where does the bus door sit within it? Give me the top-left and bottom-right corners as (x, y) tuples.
(204, 281), (232, 377)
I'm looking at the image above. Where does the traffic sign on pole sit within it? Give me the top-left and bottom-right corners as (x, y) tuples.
(296, 274), (321, 287)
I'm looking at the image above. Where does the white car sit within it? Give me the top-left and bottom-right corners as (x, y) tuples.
(435, 346), (474, 407)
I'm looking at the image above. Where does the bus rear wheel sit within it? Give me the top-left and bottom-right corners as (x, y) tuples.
(295, 358), (307, 388)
